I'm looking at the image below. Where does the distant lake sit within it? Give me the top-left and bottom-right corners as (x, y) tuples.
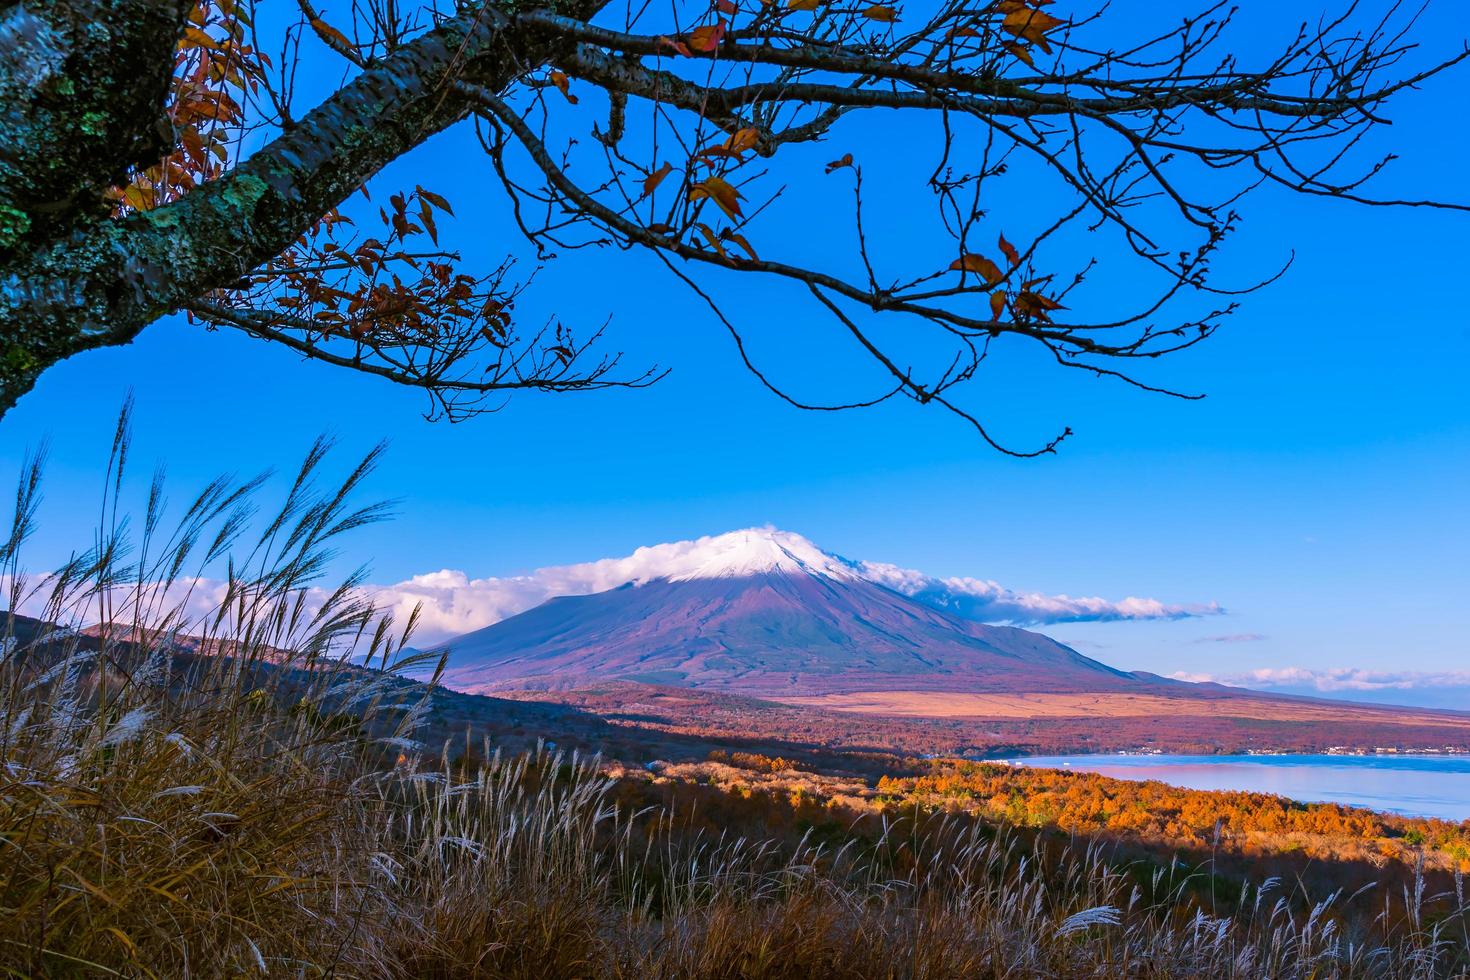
(1010, 754), (1470, 822)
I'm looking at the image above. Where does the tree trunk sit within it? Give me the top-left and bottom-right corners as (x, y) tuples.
(0, 0), (192, 253)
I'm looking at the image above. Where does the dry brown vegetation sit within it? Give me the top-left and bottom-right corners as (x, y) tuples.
(777, 691), (1470, 729)
(4, 425), (1470, 977)
(522, 681), (1470, 759)
(9, 643), (1470, 978)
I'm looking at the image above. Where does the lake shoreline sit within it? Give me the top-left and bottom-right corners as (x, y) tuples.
(998, 752), (1470, 822)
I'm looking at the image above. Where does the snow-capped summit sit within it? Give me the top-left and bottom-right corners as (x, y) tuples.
(434, 526), (1144, 697)
(659, 527), (860, 582)
(377, 528), (1215, 650)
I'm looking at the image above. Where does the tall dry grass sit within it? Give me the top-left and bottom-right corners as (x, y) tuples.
(2, 412), (1468, 977)
(0, 407), (430, 976)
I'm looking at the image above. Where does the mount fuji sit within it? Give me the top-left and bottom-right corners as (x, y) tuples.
(434, 528), (1159, 697)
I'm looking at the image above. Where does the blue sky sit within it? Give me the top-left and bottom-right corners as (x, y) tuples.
(1, 2), (1466, 698)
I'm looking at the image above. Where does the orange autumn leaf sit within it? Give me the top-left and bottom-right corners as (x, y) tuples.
(641, 162), (674, 199)
(950, 254), (1004, 283)
(549, 70), (578, 104)
(687, 21), (727, 53)
(416, 186), (454, 216)
(862, 3), (898, 21)
(726, 231), (760, 260)
(825, 152), (854, 173)
(998, 233), (1021, 267)
(989, 291), (1007, 320)
(695, 223), (728, 259)
(1014, 290), (1064, 321)
(700, 127), (761, 160)
(183, 25), (222, 50)
(1001, 8), (1065, 50)
(690, 175), (743, 219)
(1001, 40), (1036, 66)
(726, 127), (760, 155)
(789, 0), (821, 10)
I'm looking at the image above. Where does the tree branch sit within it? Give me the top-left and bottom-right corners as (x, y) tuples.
(0, 1), (608, 413)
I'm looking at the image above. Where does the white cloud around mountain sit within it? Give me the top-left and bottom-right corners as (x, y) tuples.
(8, 528), (1221, 647)
(1170, 667), (1470, 693)
(370, 527), (1220, 644)
(855, 562), (1220, 628)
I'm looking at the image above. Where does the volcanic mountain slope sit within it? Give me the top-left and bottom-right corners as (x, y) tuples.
(436, 528), (1150, 697)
